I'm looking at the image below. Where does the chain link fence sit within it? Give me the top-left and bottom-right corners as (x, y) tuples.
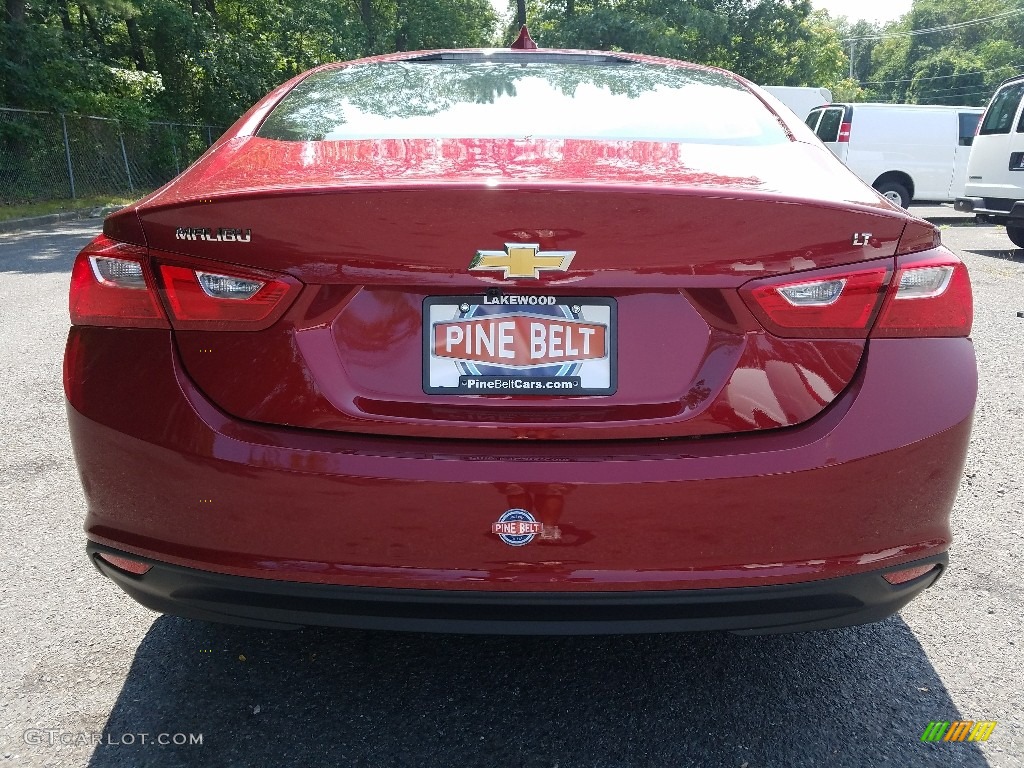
(0, 108), (225, 205)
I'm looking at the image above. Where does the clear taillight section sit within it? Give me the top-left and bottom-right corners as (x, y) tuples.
(69, 236), (169, 328)
(89, 255), (148, 288)
(196, 271), (264, 299)
(69, 234), (301, 331)
(892, 266), (953, 299)
(777, 278), (846, 306)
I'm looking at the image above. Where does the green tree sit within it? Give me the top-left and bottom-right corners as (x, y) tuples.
(860, 0), (1023, 106)
(517, 0), (847, 89)
(830, 17), (881, 83)
(1, 0), (497, 125)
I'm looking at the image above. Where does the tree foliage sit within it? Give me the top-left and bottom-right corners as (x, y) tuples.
(517, 0), (845, 88)
(1, 0), (497, 124)
(3, 0), (1020, 128)
(829, 0), (1023, 106)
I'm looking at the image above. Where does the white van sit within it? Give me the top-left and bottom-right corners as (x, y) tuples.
(804, 103), (983, 208)
(954, 74), (1024, 247)
(763, 86), (831, 121)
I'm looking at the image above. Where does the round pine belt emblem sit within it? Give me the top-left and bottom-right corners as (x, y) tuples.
(491, 509), (543, 546)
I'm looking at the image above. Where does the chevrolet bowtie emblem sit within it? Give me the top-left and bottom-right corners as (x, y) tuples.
(469, 243), (575, 280)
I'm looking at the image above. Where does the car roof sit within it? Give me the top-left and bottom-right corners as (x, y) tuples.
(992, 72), (1024, 89)
(821, 103), (982, 111)
(304, 47), (736, 79)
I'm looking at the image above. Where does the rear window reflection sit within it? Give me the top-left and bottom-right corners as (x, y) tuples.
(258, 60), (791, 146)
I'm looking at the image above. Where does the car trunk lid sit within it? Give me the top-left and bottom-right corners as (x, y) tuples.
(128, 136), (909, 440)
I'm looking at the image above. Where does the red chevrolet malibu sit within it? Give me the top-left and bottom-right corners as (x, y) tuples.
(65, 41), (976, 634)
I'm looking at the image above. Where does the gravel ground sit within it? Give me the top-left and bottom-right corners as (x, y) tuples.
(0, 218), (1021, 768)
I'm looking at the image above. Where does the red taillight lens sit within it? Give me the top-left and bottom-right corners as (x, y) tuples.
(740, 245), (971, 340)
(740, 262), (891, 338)
(837, 122), (851, 142)
(882, 563), (938, 585)
(873, 252), (973, 338)
(96, 552), (152, 576)
(69, 235), (169, 328)
(156, 260), (301, 331)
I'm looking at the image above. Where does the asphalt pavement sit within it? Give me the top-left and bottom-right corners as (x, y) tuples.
(0, 216), (1021, 768)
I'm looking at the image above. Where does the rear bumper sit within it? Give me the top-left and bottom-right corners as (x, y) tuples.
(67, 327), (976, 631)
(955, 196), (1024, 222)
(89, 541), (947, 634)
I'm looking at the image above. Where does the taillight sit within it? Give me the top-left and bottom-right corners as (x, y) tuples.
(155, 259), (301, 331)
(69, 235), (169, 328)
(837, 122), (851, 142)
(740, 261), (891, 338)
(872, 252), (972, 337)
(740, 250), (972, 340)
(69, 235), (302, 331)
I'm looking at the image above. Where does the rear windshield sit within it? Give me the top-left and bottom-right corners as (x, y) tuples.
(980, 82), (1024, 135)
(814, 107), (844, 142)
(257, 59), (790, 146)
(959, 111), (981, 145)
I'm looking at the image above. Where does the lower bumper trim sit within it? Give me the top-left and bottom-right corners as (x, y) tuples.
(88, 543), (947, 635)
(954, 197), (981, 213)
(956, 197), (1024, 222)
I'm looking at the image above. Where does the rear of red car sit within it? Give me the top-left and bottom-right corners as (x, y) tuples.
(65, 50), (976, 634)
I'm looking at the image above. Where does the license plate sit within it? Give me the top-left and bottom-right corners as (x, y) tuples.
(423, 295), (616, 395)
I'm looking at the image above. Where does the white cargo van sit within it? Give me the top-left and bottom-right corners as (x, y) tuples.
(804, 103), (983, 208)
(954, 74), (1024, 248)
(763, 86), (831, 121)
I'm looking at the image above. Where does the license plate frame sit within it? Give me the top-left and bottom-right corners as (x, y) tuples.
(422, 295), (617, 396)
